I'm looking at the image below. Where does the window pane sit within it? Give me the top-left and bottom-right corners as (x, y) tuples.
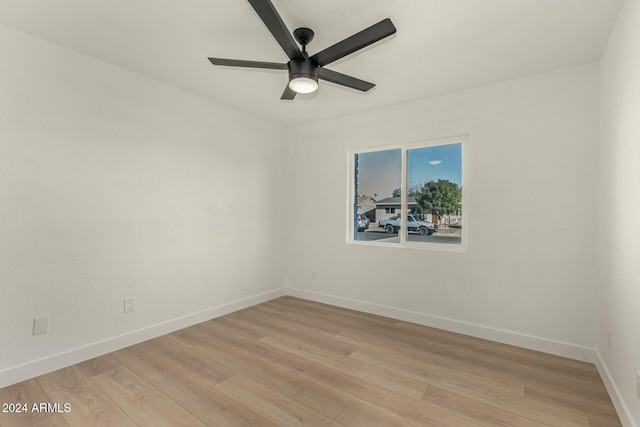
(406, 143), (462, 244)
(353, 149), (401, 243)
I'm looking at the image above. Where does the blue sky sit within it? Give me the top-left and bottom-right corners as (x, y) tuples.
(408, 143), (462, 189)
(356, 143), (462, 199)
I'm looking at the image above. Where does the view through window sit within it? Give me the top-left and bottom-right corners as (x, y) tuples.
(351, 139), (464, 248)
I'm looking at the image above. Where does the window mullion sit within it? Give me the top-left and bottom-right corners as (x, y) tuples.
(401, 147), (407, 245)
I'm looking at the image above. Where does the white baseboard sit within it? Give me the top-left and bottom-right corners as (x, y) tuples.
(0, 288), (286, 389)
(285, 287), (596, 363)
(595, 350), (638, 427)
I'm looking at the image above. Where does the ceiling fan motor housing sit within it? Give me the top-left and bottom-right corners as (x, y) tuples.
(288, 57), (319, 82)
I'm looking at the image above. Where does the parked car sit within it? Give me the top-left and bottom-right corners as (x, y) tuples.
(378, 214), (437, 235)
(356, 213), (370, 231)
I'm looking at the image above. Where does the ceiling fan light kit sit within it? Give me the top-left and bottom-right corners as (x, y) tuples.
(287, 56), (319, 94)
(288, 76), (318, 94)
(208, 0), (396, 100)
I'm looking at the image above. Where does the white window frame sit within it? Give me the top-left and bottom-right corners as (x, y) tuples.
(346, 135), (468, 252)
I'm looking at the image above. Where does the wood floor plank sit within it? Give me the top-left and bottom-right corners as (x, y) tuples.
(26, 414), (70, 427)
(267, 297), (398, 331)
(267, 297), (398, 328)
(160, 317), (353, 419)
(421, 385), (542, 427)
(111, 344), (273, 426)
(260, 333), (350, 365)
(525, 382), (621, 424)
(229, 361), (352, 419)
(111, 344), (211, 389)
(522, 371), (612, 407)
(587, 416), (624, 427)
(213, 314), (269, 341)
(181, 325), (352, 418)
(473, 337), (587, 370)
(215, 374), (343, 427)
(250, 302), (346, 337)
(347, 345), (590, 427)
(351, 319), (477, 360)
(35, 366), (137, 427)
(0, 379), (64, 427)
(339, 318), (602, 393)
(349, 347), (524, 399)
(75, 354), (121, 378)
(324, 356), (428, 401)
(336, 329), (522, 392)
(172, 321), (314, 375)
(335, 400), (412, 427)
(300, 363), (480, 426)
(141, 335), (235, 385)
(261, 335), (430, 401)
(393, 319), (484, 346)
(90, 366), (205, 426)
(272, 297), (395, 323)
(472, 344), (603, 385)
(229, 309), (359, 356)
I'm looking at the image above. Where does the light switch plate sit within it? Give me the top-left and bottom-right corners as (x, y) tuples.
(124, 298), (135, 314)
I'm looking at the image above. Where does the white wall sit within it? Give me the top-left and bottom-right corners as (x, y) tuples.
(0, 25), (287, 386)
(598, 0), (640, 424)
(286, 63), (600, 359)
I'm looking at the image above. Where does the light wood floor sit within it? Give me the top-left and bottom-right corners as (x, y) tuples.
(0, 296), (621, 426)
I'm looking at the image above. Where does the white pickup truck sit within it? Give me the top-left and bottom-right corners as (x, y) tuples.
(378, 214), (437, 235)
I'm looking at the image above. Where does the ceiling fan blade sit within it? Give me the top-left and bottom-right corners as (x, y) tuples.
(208, 57), (288, 70)
(318, 68), (375, 92)
(247, 0), (302, 60)
(310, 18), (396, 67)
(280, 85), (297, 100)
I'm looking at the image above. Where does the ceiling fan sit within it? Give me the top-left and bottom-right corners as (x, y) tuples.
(208, 0), (396, 100)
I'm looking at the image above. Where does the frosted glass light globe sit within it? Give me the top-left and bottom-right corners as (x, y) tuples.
(288, 77), (318, 94)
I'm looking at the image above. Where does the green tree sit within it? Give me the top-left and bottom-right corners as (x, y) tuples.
(392, 186), (420, 198)
(415, 180), (461, 222)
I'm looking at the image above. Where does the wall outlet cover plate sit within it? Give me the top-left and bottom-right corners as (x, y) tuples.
(33, 316), (49, 335)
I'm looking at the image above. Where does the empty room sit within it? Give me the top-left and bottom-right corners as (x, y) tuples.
(1, 0), (639, 426)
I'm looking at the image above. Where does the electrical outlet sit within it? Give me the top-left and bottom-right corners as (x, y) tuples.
(124, 298), (135, 314)
(312, 270), (317, 280)
(607, 330), (612, 353)
(33, 316), (49, 335)
(636, 372), (640, 399)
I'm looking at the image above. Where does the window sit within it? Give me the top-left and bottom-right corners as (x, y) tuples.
(349, 137), (465, 250)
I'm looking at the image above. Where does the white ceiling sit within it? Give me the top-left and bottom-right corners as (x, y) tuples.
(0, 0), (623, 127)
